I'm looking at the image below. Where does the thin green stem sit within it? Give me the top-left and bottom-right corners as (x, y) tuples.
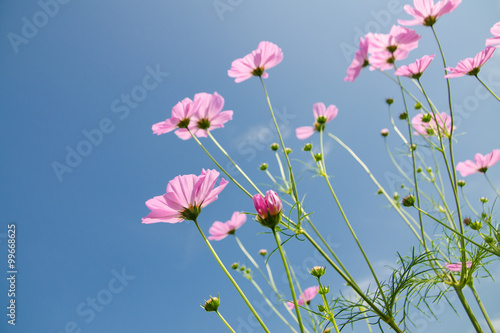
(317, 278), (340, 333)
(470, 283), (497, 333)
(485, 173), (500, 199)
(454, 286), (484, 333)
(193, 219), (270, 333)
(216, 310), (237, 333)
(476, 75), (500, 102)
(273, 228), (305, 333)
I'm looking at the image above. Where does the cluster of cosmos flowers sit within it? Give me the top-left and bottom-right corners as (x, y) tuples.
(141, 0), (500, 314)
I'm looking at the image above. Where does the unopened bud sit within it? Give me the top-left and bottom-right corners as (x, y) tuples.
(285, 148), (292, 155)
(414, 102), (422, 110)
(317, 305), (326, 312)
(231, 263), (239, 270)
(410, 144), (417, 151)
(470, 221), (483, 231)
(314, 153), (323, 162)
(416, 167), (422, 173)
(402, 194), (415, 207)
(426, 167), (432, 174)
(458, 180), (466, 187)
(377, 189), (383, 195)
(270, 143), (279, 151)
(399, 112), (408, 120)
(463, 217), (471, 226)
(303, 143), (313, 151)
(380, 128), (389, 137)
(318, 285), (329, 295)
(202, 296), (220, 312)
(421, 114), (432, 123)
(386, 98), (394, 105)
(480, 197), (488, 203)
(260, 163), (268, 171)
(310, 266), (326, 278)
(239, 265), (246, 271)
(259, 249), (268, 256)
(484, 235), (495, 244)
(393, 192), (400, 201)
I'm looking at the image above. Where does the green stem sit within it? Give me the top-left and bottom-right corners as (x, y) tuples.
(272, 228), (305, 333)
(317, 278), (340, 333)
(485, 173), (500, 199)
(470, 283), (497, 333)
(193, 219), (270, 333)
(476, 75), (500, 102)
(216, 310), (237, 333)
(454, 286), (484, 333)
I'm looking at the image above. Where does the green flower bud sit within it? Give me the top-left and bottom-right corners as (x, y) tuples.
(480, 197), (488, 203)
(458, 180), (466, 187)
(421, 114), (432, 123)
(259, 249), (268, 256)
(377, 189), (383, 195)
(470, 221), (483, 231)
(402, 194), (415, 207)
(484, 235), (496, 244)
(318, 285), (329, 295)
(414, 102), (422, 110)
(285, 148), (292, 155)
(303, 143), (313, 151)
(260, 163), (268, 171)
(410, 144), (417, 151)
(270, 143), (279, 151)
(386, 98), (394, 105)
(317, 305), (326, 312)
(416, 167), (422, 173)
(399, 112), (408, 120)
(239, 265), (246, 271)
(426, 167), (432, 174)
(380, 128), (389, 137)
(393, 192), (400, 201)
(245, 269), (251, 274)
(231, 262), (239, 270)
(314, 153), (323, 162)
(310, 266), (326, 278)
(202, 296), (220, 312)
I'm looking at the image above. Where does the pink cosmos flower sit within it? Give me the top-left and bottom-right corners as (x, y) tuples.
(486, 22), (500, 48)
(296, 103), (338, 140)
(445, 46), (496, 78)
(208, 211), (247, 241)
(445, 261), (472, 272)
(142, 169), (228, 224)
(344, 37), (370, 82)
(367, 26), (421, 70)
(394, 54), (435, 79)
(253, 190), (282, 228)
(190, 92), (233, 138)
(456, 150), (500, 177)
(228, 41), (283, 83)
(412, 112), (455, 138)
(152, 97), (196, 140)
(286, 286), (319, 310)
(398, 0), (462, 27)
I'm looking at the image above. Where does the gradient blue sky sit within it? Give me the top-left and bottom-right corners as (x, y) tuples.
(1, 1), (500, 332)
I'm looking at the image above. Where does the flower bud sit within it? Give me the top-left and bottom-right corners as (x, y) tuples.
(414, 102), (422, 110)
(416, 167), (422, 173)
(231, 262), (239, 270)
(484, 235), (496, 244)
(402, 194), (415, 207)
(470, 220), (483, 231)
(393, 192), (400, 201)
(318, 285), (329, 295)
(314, 153), (323, 162)
(303, 143), (313, 151)
(399, 112), (408, 120)
(458, 180), (466, 187)
(380, 128), (389, 137)
(323, 328), (332, 333)
(239, 265), (246, 271)
(410, 144), (417, 151)
(426, 167), (432, 174)
(260, 163), (268, 171)
(377, 189), (383, 195)
(386, 98), (394, 105)
(310, 266), (326, 278)
(270, 143), (279, 151)
(463, 217), (471, 226)
(317, 305), (326, 312)
(259, 249), (268, 256)
(253, 190), (282, 229)
(480, 197), (488, 203)
(285, 147), (292, 155)
(202, 296), (220, 312)
(421, 114), (432, 123)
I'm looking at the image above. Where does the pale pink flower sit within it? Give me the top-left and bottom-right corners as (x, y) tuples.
(208, 211), (246, 241)
(411, 112), (455, 138)
(287, 286), (319, 310)
(345, 37), (370, 82)
(228, 41), (283, 83)
(253, 190), (282, 228)
(486, 22), (500, 48)
(190, 92), (233, 138)
(295, 103), (338, 140)
(456, 150), (500, 177)
(445, 46), (496, 78)
(367, 26), (421, 70)
(445, 261), (472, 272)
(398, 0), (462, 27)
(395, 54), (435, 79)
(152, 97), (196, 140)
(142, 169), (228, 224)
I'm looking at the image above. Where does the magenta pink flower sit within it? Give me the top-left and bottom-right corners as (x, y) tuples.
(190, 92), (233, 138)
(208, 211), (247, 241)
(152, 97), (196, 140)
(398, 0), (462, 27)
(296, 103), (338, 140)
(228, 41), (283, 83)
(456, 150), (500, 177)
(345, 37), (370, 82)
(367, 26), (421, 70)
(486, 22), (500, 48)
(142, 169), (228, 224)
(445, 46), (496, 78)
(287, 286), (319, 310)
(445, 261), (472, 272)
(253, 190), (282, 228)
(395, 54), (435, 79)
(412, 112), (454, 138)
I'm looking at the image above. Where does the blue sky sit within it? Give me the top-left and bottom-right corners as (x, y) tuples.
(1, 1), (500, 332)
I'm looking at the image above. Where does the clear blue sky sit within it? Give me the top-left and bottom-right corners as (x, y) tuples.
(1, 1), (500, 332)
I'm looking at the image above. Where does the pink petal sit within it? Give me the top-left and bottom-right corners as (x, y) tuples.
(295, 126), (315, 140)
